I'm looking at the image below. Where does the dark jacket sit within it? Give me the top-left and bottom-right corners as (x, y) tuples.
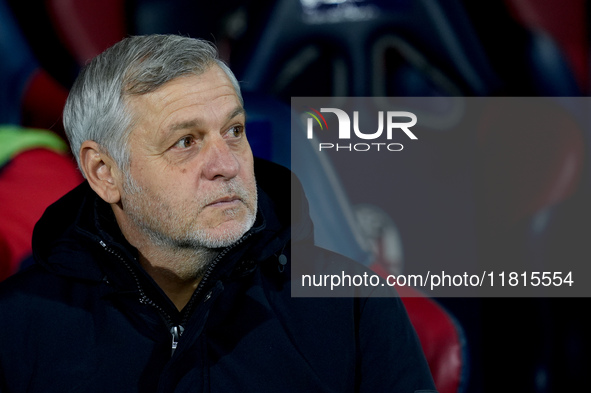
(0, 159), (436, 392)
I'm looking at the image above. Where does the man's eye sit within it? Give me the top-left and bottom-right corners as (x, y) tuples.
(173, 136), (194, 149)
(228, 126), (244, 138)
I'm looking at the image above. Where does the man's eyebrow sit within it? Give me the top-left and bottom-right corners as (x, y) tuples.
(169, 120), (200, 132)
(167, 107), (246, 133)
(228, 106), (246, 121)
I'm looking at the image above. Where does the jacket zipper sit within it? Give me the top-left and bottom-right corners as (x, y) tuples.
(99, 232), (253, 357)
(170, 325), (184, 356)
(179, 232), (252, 328)
(99, 241), (180, 356)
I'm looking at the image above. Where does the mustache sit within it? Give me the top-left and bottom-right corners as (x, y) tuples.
(198, 179), (255, 211)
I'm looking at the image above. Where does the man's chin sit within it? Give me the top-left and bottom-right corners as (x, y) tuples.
(193, 229), (246, 249)
(191, 216), (255, 249)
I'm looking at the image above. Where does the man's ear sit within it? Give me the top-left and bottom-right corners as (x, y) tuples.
(79, 141), (122, 204)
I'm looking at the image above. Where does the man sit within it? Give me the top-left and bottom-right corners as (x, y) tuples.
(0, 35), (436, 392)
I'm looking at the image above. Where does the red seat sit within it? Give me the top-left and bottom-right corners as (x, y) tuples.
(0, 148), (83, 279)
(45, 0), (126, 65)
(370, 264), (467, 393)
(503, 0), (588, 92)
(400, 288), (465, 393)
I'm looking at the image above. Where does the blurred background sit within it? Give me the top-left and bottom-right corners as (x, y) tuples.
(1, 0), (591, 392)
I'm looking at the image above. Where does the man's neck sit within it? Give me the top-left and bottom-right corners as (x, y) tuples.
(113, 207), (218, 311)
(137, 246), (218, 311)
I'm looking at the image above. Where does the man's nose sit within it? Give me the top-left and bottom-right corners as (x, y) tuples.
(201, 136), (240, 180)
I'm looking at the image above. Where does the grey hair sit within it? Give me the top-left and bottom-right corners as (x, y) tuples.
(63, 34), (243, 176)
